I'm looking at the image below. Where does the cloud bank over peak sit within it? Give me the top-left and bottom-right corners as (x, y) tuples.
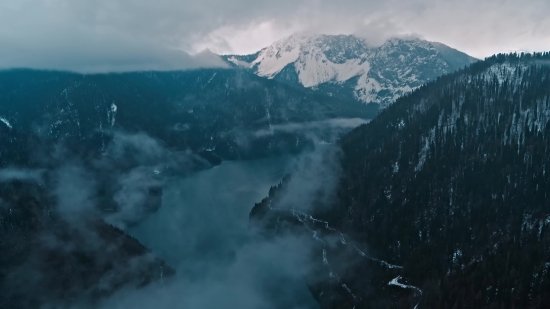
(0, 0), (230, 73)
(0, 0), (549, 71)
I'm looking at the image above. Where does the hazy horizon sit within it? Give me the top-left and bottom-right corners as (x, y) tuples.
(0, 0), (548, 72)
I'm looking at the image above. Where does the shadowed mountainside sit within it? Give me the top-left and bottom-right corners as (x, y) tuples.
(251, 52), (550, 308)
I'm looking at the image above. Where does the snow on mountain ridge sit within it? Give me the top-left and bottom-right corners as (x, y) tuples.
(294, 44), (371, 87)
(224, 33), (478, 108)
(251, 33), (370, 86)
(251, 32), (318, 78)
(0, 116), (12, 129)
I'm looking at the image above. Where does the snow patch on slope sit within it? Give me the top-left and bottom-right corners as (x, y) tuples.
(108, 103), (117, 127)
(355, 74), (382, 103)
(238, 33), (475, 108)
(252, 33), (371, 87)
(252, 34), (304, 77)
(296, 52), (370, 87)
(483, 62), (528, 86)
(0, 117), (12, 129)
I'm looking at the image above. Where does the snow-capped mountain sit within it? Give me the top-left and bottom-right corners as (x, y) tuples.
(223, 33), (478, 108)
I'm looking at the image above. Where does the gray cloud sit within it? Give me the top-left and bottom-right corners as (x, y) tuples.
(211, 0), (550, 58)
(0, 0), (548, 71)
(53, 163), (99, 221)
(97, 236), (315, 309)
(0, 127), (347, 307)
(0, 0), (229, 72)
(106, 132), (170, 165)
(274, 144), (343, 213)
(104, 131), (207, 171)
(106, 166), (163, 229)
(0, 131), (212, 307)
(100, 131), (210, 228)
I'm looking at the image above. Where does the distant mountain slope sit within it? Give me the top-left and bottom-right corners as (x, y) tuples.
(251, 52), (550, 308)
(0, 67), (377, 308)
(334, 52), (550, 308)
(222, 33), (478, 108)
(0, 68), (377, 161)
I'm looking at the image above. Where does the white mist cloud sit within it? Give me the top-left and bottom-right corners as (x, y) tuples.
(94, 157), (319, 309)
(0, 168), (44, 183)
(254, 118), (369, 138)
(196, 0), (550, 58)
(96, 236), (315, 309)
(53, 163), (98, 220)
(0, 0), (229, 72)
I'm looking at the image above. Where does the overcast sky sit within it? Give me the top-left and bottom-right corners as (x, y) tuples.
(1, 0), (549, 72)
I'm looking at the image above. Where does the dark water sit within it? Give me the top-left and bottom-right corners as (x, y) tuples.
(121, 156), (319, 309)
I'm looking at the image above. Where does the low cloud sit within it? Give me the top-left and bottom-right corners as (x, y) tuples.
(96, 236), (315, 309)
(106, 166), (163, 229)
(0, 125), (348, 308)
(0, 5), (229, 73)
(1, 0), (548, 71)
(0, 168), (44, 183)
(254, 118), (369, 138)
(172, 123), (191, 132)
(105, 131), (206, 171)
(272, 144), (343, 213)
(91, 154), (321, 309)
(0, 131), (209, 307)
(53, 163), (98, 221)
(0, 44), (228, 73)
(98, 131), (212, 228)
(106, 132), (170, 165)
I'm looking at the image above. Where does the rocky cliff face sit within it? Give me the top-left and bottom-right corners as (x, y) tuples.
(223, 33), (478, 108)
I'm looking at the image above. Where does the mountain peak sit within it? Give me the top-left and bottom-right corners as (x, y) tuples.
(222, 33), (478, 108)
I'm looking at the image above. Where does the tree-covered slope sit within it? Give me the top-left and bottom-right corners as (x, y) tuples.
(0, 67), (376, 308)
(335, 52), (550, 308)
(0, 68), (378, 160)
(252, 52), (550, 308)
(0, 126), (174, 309)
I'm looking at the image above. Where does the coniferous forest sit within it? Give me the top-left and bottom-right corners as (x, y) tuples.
(2, 2), (549, 309)
(251, 52), (550, 308)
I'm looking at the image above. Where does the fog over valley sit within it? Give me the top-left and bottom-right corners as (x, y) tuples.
(1, 1), (550, 308)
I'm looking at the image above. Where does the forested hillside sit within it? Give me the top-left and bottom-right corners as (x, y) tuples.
(0, 68), (377, 161)
(0, 67), (378, 308)
(0, 120), (177, 309)
(252, 52), (550, 308)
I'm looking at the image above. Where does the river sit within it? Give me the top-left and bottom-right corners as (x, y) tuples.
(121, 156), (319, 309)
